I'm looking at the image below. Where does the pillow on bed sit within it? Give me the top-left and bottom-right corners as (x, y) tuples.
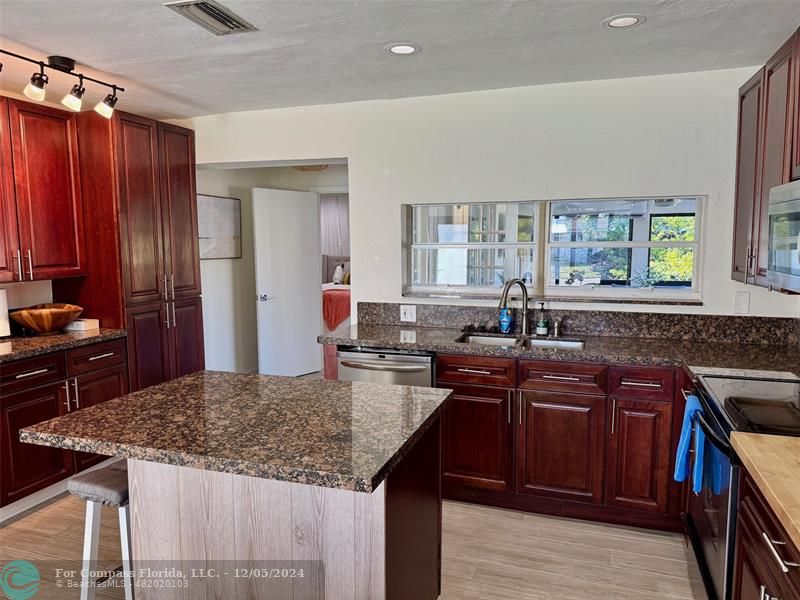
(342, 271), (351, 285)
(332, 264), (344, 284)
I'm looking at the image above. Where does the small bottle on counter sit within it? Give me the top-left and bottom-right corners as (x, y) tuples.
(535, 302), (549, 336)
(499, 308), (513, 334)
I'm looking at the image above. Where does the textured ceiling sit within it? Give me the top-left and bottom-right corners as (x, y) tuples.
(1, 0), (799, 119)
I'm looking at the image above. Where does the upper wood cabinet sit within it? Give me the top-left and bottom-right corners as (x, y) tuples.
(732, 28), (799, 287)
(159, 123), (201, 300)
(0, 97), (20, 283)
(732, 69), (764, 283)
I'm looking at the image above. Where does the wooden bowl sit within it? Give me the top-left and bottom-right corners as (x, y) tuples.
(10, 303), (83, 335)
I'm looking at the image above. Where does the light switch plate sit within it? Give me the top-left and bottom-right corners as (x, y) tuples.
(400, 304), (417, 322)
(734, 291), (750, 315)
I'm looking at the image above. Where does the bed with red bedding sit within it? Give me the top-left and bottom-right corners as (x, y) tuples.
(322, 286), (351, 331)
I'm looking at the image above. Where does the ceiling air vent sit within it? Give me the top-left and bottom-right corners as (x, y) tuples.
(164, 0), (258, 36)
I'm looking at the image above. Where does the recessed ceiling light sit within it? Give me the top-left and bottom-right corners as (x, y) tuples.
(385, 42), (420, 56)
(603, 14), (646, 29)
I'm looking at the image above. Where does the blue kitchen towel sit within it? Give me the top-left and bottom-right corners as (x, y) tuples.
(674, 394), (705, 494)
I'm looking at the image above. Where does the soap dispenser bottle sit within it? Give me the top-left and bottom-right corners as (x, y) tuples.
(535, 302), (549, 336)
(499, 307), (513, 334)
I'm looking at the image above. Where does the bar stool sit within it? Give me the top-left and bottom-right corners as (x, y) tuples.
(67, 460), (134, 600)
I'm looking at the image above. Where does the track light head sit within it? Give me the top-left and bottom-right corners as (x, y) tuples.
(23, 69), (48, 102)
(94, 91), (118, 119)
(61, 77), (86, 112)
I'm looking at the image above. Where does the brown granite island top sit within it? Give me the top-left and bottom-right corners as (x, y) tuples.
(319, 323), (800, 379)
(0, 328), (127, 363)
(20, 370), (452, 493)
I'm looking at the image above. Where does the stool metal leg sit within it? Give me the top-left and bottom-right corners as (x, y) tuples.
(118, 505), (134, 600)
(81, 501), (102, 600)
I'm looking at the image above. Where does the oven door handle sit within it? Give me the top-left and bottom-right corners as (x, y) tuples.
(695, 412), (734, 459)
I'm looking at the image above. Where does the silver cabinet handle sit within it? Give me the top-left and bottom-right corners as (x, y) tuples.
(63, 381), (71, 412)
(620, 380), (662, 388)
(681, 389), (693, 401)
(610, 397), (617, 435)
(762, 532), (800, 572)
(163, 274), (169, 300)
(542, 374), (580, 382)
(72, 378), (80, 409)
(518, 391), (523, 425)
(457, 368), (492, 376)
(88, 352), (115, 362)
(171, 301), (176, 328)
(26, 249), (33, 280)
(340, 360), (427, 373)
(15, 368), (49, 379)
(164, 302), (171, 328)
(759, 584), (766, 600)
(170, 273), (176, 301)
(13, 250), (22, 282)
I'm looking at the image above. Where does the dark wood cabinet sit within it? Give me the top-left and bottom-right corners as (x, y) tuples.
(0, 97), (20, 283)
(6, 99), (85, 280)
(159, 123), (201, 300)
(732, 70), (764, 283)
(793, 31), (800, 181)
(125, 302), (172, 391)
(605, 397), (672, 513)
(170, 296), (205, 379)
(0, 382), (73, 506)
(440, 384), (513, 492)
(71, 365), (129, 472)
(516, 390), (605, 504)
(754, 37), (796, 285)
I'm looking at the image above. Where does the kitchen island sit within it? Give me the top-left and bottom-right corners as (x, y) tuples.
(20, 370), (451, 600)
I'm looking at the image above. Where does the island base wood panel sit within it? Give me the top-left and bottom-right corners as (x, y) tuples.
(127, 420), (441, 600)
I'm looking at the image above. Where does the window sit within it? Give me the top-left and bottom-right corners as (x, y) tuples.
(403, 202), (537, 296)
(546, 197), (700, 293)
(401, 196), (702, 300)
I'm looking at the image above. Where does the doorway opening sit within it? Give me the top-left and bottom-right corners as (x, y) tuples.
(195, 159), (349, 376)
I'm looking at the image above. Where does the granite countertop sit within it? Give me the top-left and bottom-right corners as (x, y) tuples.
(0, 329), (127, 364)
(732, 433), (800, 549)
(20, 370), (451, 493)
(319, 323), (800, 379)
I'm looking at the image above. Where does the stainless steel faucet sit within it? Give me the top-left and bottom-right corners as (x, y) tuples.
(498, 279), (529, 336)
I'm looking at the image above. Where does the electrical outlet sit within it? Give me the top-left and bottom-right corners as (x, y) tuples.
(400, 304), (417, 323)
(734, 291), (750, 315)
(400, 330), (417, 343)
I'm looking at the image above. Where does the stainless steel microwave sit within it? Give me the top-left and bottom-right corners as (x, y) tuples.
(767, 179), (800, 293)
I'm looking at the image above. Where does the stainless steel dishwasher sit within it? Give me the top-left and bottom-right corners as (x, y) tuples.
(336, 348), (433, 387)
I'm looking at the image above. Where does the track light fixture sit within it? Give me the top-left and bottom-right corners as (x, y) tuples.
(61, 75), (85, 111)
(0, 49), (124, 114)
(94, 86), (119, 119)
(23, 65), (48, 102)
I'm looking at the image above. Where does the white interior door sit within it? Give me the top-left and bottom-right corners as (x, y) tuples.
(252, 188), (322, 376)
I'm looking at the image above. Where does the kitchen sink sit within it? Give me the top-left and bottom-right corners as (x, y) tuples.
(455, 334), (523, 347)
(525, 338), (585, 350)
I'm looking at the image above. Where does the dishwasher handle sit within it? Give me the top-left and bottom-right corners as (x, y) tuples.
(339, 360), (429, 373)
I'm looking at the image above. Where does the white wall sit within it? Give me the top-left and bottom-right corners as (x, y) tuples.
(196, 165), (348, 372)
(184, 68), (800, 319)
(0, 281), (52, 309)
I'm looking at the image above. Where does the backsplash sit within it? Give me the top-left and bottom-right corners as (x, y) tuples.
(357, 302), (800, 346)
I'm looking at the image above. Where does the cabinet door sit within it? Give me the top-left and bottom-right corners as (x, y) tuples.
(126, 301), (171, 392)
(439, 384), (513, 492)
(7, 99), (84, 279)
(0, 97), (21, 283)
(754, 38), (795, 285)
(169, 296), (205, 379)
(72, 365), (129, 472)
(605, 397), (672, 513)
(733, 70), (765, 283)
(116, 113), (165, 305)
(732, 503), (786, 600)
(0, 382), (73, 506)
(517, 390), (606, 504)
(158, 123), (201, 300)
(792, 30), (800, 181)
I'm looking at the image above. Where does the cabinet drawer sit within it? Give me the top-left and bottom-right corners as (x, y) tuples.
(0, 353), (67, 395)
(66, 339), (127, 376)
(436, 354), (516, 388)
(518, 360), (607, 395)
(740, 472), (800, 595)
(609, 366), (674, 402)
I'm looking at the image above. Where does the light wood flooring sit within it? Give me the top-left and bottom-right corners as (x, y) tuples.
(0, 494), (707, 599)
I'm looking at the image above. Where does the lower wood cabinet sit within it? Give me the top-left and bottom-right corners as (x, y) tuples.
(0, 382), (73, 505)
(171, 296), (205, 379)
(516, 390), (605, 504)
(605, 396), (672, 513)
(71, 365), (129, 472)
(440, 384), (513, 492)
